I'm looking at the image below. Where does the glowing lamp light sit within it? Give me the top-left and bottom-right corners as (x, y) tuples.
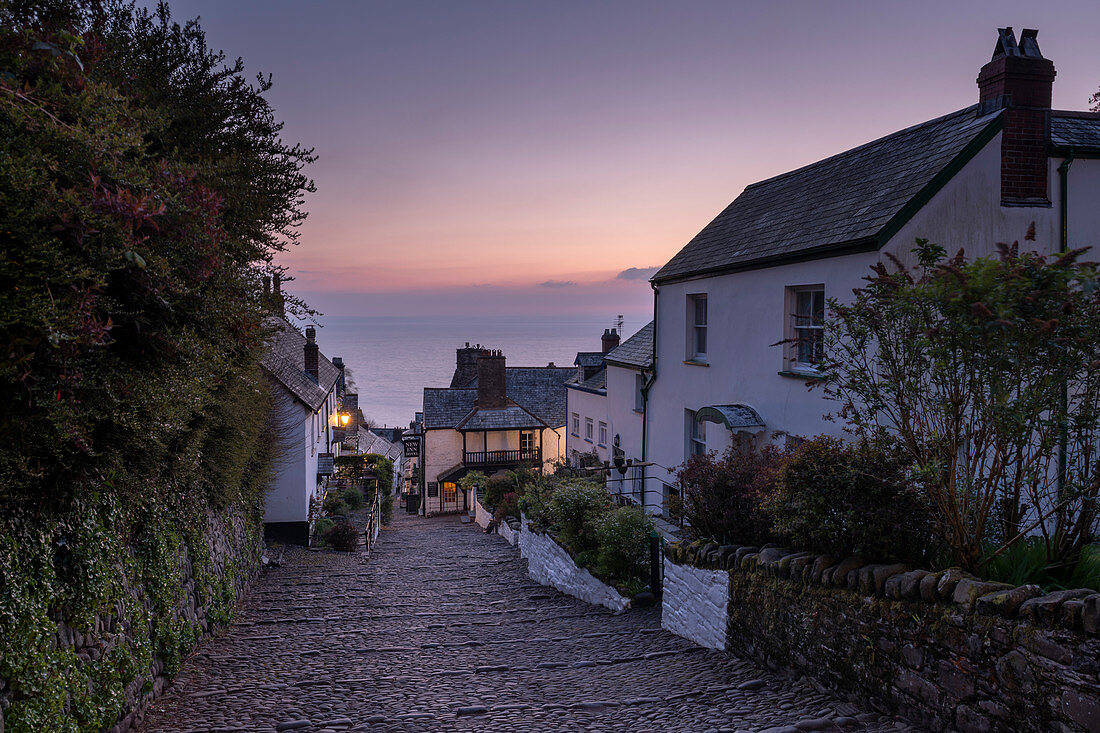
(337, 411), (351, 428)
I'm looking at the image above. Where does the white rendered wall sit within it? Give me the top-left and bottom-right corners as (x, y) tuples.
(265, 391), (311, 524)
(661, 558), (729, 651)
(643, 136), (1096, 513)
(565, 386), (608, 463)
(519, 526), (630, 613)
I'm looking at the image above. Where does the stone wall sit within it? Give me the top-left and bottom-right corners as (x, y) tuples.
(664, 541), (1100, 733)
(518, 523), (630, 613)
(661, 558), (728, 650)
(0, 505), (263, 733)
(474, 495), (493, 529)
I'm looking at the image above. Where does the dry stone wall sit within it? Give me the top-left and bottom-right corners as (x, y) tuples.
(664, 540), (1100, 733)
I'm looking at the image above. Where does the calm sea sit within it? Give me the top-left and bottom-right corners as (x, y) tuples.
(311, 315), (649, 429)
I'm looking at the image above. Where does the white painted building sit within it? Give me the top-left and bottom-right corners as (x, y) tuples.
(602, 322), (654, 505)
(564, 328), (622, 467)
(261, 319), (344, 544)
(641, 28), (1100, 514)
(421, 348), (572, 515)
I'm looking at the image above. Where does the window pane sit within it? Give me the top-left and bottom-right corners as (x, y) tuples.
(695, 296), (707, 325)
(695, 326), (707, 355)
(812, 290), (825, 324)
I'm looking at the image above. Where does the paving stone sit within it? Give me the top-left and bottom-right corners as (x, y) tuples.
(136, 511), (910, 733)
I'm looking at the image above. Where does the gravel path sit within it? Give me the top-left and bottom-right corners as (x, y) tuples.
(138, 510), (919, 733)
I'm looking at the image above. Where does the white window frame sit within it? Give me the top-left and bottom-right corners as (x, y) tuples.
(787, 285), (825, 372)
(572, 412), (580, 436)
(634, 373), (645, 412)
(598, 421), (607, 447)
(687, 294), (707, 361)
(585, 417), (594, 442)
(686, 409), (706, 457)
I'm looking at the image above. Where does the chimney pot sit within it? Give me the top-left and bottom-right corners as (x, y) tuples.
(602, 327), (621, 354)
(976, 27), (1055, 207)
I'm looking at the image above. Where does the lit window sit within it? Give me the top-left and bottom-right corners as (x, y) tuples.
(789, 287), (825, 368)
(688, 294), (707, 360)
(585, 417), (594, 442)
(572, 412), (580, 436)
(598, 422), (607, 446)
(443, 482), (457, 504)
(686, 409), (706, 456)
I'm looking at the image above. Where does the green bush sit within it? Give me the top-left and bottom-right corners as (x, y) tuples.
(547, 479), (612, 555)
(341, 487), (364, 511)
(676, 443), (789, 545)
(323, 521), (359, 552)
(594, 506), (654, 586)
(983, 540), (1100, 591)
(494, 492), (520, 522)
(313, 517), (335, 543)
(483, 475), (509, 509)
(517, 476), (554, 524)
(768, 435), (935, 565)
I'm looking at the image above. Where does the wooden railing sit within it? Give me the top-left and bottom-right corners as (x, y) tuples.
(463, 448), (541, 466)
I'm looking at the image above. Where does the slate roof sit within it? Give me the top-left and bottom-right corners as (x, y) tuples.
(261, 318), (340, 411)
(422, 388), (476, 430)
(653, 105), (1003, 283)
(425, 367), (572, 430)
(358, 428), (403, 464)
(566, 366), (607, 393)
(574, 352), (604, 368)
(1051, 112), (1100, 153)
(457, 404), (546, 431)
(605, 322), (654, 370)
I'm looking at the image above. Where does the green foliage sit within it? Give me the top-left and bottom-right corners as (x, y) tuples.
(493, 491), (520, 522)
(341, 487), (364, 511)
(323, 521), (360, 552)
(313, 516), (335, 543)
(594, 506), (655, 586)
(459, 470), (487, 497)
(823, 241), (1100, 570)
(768, 436), (936, 564)
(322, 492), (351, 518)
(363, 453), (394, 496)
(983, 540), (1100, 591)
(675, 443), (788, 545)
(547, 479), (613, 556)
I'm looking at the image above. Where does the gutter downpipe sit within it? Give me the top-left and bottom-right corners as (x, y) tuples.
(641, 282), (659, 511)
(1056, 150), (1075, 505)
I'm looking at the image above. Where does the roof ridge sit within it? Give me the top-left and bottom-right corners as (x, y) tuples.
(744, 105), (989, 192)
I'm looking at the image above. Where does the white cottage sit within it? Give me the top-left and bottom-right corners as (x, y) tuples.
(642, 28), (1100, 513)
(602, 322), (655, 505)
(261, 319), (343, 544)
(564, 328), (622, 467)
(421, 348), (571, 515)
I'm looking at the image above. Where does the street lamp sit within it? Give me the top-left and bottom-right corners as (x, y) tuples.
(337, 411), (351, 428)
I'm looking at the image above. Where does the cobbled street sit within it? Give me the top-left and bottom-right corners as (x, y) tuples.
(139, 512), (917, 733)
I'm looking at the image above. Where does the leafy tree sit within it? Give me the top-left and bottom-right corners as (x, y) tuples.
(822, 239), (1100, 571)
(0, 0), (314, 507)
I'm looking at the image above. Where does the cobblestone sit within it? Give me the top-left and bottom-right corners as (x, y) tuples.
(138, 511), (918, 732)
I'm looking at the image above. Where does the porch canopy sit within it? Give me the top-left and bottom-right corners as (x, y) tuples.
(456, 405), (546, 432)
(696, 404), (766, 431)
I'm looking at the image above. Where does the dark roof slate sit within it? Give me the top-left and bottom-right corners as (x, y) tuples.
(574, 352), (604, 368)
(457, 404), (546, 431)
(605, 322), (654, 370)
(422, 388), (476, 430)
(261, 318), (340, 411)
(653, 105), (1002, 283)
(1051, 112), (1100, 152)
(566, 367), (607, 393)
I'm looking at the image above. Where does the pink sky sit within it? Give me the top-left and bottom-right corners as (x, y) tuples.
(161, 0), (1100, 319)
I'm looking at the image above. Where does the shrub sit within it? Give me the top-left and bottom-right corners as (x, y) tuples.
(313, 517), (335, 543)
(676, 444), (788, 545)
(381, 491), (393, 526)
(323, 521), (359, 552)
(341, 487), (364, 511)
(494, 492), (520, 522)
(547, 479), (612, 555)
(483, 475), (509, 509)
(768, 435), (935, 564)
(983, 539), (1100, 591)
(517, 475), (554, 524)
(322, 492), (350, 518)
(594, 506), (654, 587)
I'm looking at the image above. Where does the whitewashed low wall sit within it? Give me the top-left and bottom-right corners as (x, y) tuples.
(519, 527), (630, 613)
(474, 496), (492, 529)
(496, 519), (518, 546)
(661, 557), (728, 650)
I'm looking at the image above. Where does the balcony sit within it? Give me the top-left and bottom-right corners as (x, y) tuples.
(463, 448), (542, 468)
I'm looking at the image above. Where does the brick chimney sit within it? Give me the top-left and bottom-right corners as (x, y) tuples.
(304, 326), (319, 383)
(342, 392), (358, 432)
(602, 328), (620, 354)
(332, 357), (345, 395)
(272, 274), (285, 315)
(476, 350), (507, 409)
(977, 27), (1055, 207)
(451, 342), (490, 388)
